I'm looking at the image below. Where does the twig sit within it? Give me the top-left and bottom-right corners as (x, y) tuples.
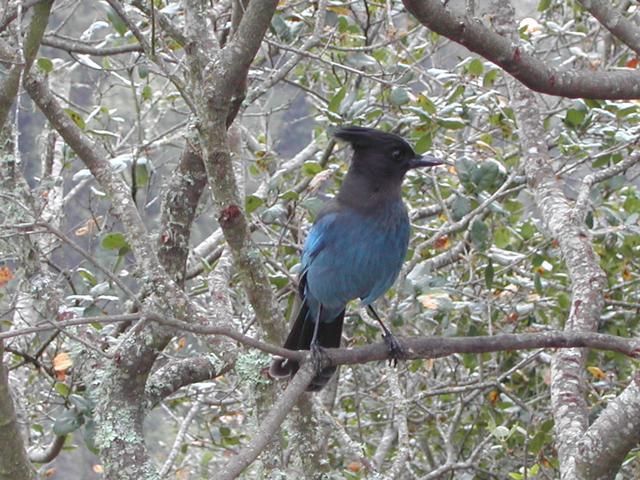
(217, 362), (315, 480)
(159, 398), (201, 477)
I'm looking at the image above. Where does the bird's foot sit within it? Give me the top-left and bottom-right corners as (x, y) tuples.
(310, 341), (330, 373)
(382, 331), (407, 367)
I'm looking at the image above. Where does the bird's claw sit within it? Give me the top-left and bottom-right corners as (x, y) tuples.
(382, 332), (407, 367)
(310, 342), (329, 373)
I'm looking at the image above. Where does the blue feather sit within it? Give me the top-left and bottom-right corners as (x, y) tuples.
(301, 199), (409, 323)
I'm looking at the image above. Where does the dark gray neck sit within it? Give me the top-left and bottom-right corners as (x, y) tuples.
(337, 167), (403, 212)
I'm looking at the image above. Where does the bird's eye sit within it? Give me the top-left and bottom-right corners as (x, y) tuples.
(391, 149), (401, 160)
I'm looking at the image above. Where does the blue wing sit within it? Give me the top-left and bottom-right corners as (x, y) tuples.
(300, 201), (410, 322)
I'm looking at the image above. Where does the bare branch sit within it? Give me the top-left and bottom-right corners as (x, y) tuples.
(28, 434), (65, 464)
(144, 357), (233, 408)
(218, 362), (315, 480)
(0, 0), (52, 129)
(574, 152), (640, 222)
(41, 35), (143, 56)
(0, 0), (46, 33)
(577, 0), (640, 56)
(576, 379), (640, 478)
(159, 399), (201, 478)
(402, 0), (640, 100)
(0, 342), (36, 479)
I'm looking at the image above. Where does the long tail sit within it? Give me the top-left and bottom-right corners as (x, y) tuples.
(269, 299), (344, 392)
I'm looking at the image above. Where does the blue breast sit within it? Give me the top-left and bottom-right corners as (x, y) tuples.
(301, 199), (410, 322)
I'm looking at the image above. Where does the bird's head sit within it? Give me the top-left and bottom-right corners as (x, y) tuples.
(334, 126), (441, 181)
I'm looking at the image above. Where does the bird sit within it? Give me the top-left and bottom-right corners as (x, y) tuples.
(269, 126), (441, 391)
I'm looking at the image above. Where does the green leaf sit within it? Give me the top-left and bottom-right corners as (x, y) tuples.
(134, 158), (150, 188)
(346, 52), (378, 67)
(485, 259), (494, 289)
(565, 108), (586, 127)
(270, 14), (292, 41)
(77, 268), (97, 286)
(538, 0), (551, 11)
(280, 190), (299, 201)
(390, 87), (410, 106)
(529, 431), (546, 453)
(141, 84), (152, 101)
(64, 109), (86, 130)
(54, 382), (70, 397)
(69, 394), (93, 414)
(470, 218), (491, 251)
(101, 233), (130, 252)
(534, 272), (543, 295)
(201, 451), (214, 466)
(261, 204), (287, 224)
(414, 133), (432, 154)
(301, 161), (323, 176)
(328, 86), (347, 115)
(138, 64), (149, 79)
(455, 157), (478, 191)
(53, 409), (83, 435)
(37, 57), (53, 73)
(106, 7), (128, 36)
(472, 161), (500, 192)
(417, 94), (437, 114)
(467, 58), (484, 76)
(409, 359), (423, 372)
(300, 197), (324, 219)
(483, 69), (498, 88)
(520, 221), (536, 240)
(245, 195), (264, 214)
(437, 118), (465, 130)
(451, 196), (472, 221)
(493, 226), (511, 248)
(557, 292), (570, 309)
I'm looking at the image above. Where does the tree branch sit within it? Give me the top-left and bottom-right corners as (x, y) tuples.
(218, 362), (315, 480)
(41, 35), (143, 56)
(0, 0), (46, 34)
(0, 341), (36, 479)
(577, 0), (640, 56)
(158, 144), (208, 284)
(402, 0), (640, 100)
(28, 434), (65, 464)
(144, 356), (233, 409)
(576, 378), (640, 478)
(0, 0), (52, 129)
(492, 1), (608, 477)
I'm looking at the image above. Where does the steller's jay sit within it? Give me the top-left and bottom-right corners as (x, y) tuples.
(270, 126), (441, 391)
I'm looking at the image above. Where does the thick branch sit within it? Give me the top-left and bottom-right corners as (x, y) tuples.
(144, 356), (232, 408)
(402, 0), (640, 100)
(215, 0), (279, 99)
(0, 0), (46, 33)
(494, 1), (608, 476)
(183, 0), (282, 341)
(0, 341), (36, 479)
(158, 145), (208, 284)
(576, 379), (640, 478)
(577, 0), (640, 55)
(28, 434), (65, 464)
(0, 0), (52, 129)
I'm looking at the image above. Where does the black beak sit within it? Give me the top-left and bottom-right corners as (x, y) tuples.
(409, 154), (442, 169)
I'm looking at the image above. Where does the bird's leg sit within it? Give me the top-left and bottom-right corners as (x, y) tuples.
(310, 305), (329, 374)
(366, 305), (406, 366)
